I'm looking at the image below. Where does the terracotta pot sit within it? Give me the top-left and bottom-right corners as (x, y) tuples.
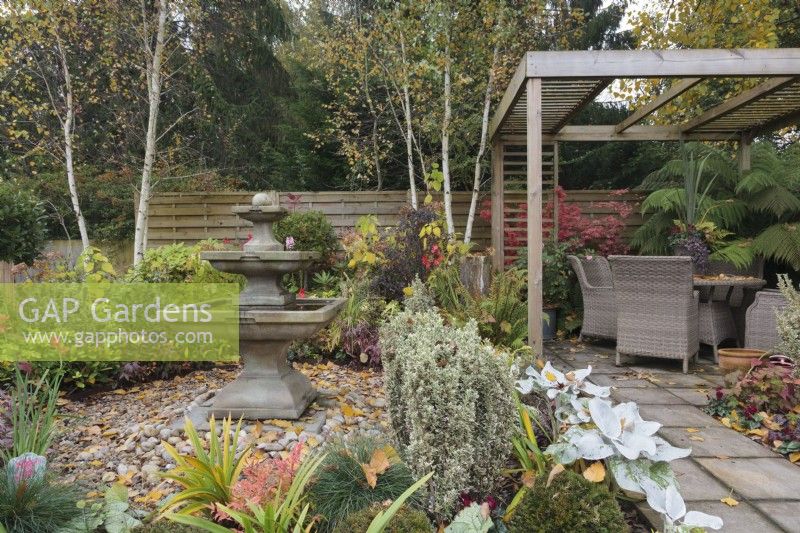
(717, 348), (768, 370)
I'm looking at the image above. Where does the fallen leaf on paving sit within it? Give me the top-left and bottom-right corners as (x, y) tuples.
(720, 496), (739, 507)
(583, 461), (606, 482)
(685, 428), (700, 433)
(789, 452), (800, 463)
(689, 436), (704, 442)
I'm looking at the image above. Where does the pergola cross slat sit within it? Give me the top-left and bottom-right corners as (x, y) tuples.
(488, 48), (800, 355)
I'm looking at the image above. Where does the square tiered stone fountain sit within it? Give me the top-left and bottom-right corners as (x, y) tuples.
(198, 192), (344, 419)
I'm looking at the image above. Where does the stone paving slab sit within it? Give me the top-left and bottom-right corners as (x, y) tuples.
(670, 458), (734, 501)
(611, 386), (687, 405)
(636, 500), (783, 533)
(588, 374), (658, 388)
(637, 403), (720, 428)
(665, 387), (711, 406)
(660, 427), (778, 459)
(695, 458), (800, 500)
(750, 501), (800, 532)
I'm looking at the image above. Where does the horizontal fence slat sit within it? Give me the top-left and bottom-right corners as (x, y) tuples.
(143, 190), (644, 251)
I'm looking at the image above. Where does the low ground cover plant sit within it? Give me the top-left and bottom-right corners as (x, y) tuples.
(706, 361), (800, 460)
(332, 503), (430, 533)
(506, 469), (627, 533)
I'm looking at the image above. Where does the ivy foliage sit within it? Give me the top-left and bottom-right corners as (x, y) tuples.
(0, 181), (47, 264)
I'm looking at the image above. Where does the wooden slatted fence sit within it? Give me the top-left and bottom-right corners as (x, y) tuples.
(145, 190), (644, 251)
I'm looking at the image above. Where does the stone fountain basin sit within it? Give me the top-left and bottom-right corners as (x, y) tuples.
(239, 298), (345, 340)
(202, 250), (320, 275)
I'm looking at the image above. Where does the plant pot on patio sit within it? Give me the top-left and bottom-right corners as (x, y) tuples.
(717, 348), (768, 371)
(543, 307), (558, 340)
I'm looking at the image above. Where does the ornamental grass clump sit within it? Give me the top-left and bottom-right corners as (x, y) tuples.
(506, 470), (627, 533)
(380, 309), (516, 520)
(0, 454), (81, 533)
(308, 438), (418, 532)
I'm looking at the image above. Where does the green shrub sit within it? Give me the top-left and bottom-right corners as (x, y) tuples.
(0, 361), (120, 393)
(506, 470), (628, 533)
(308, 438), (418, 532)
(125, 241), (243, 286)
(0, 469), (80, 533)
(0, 181), (47, 265)
(380, 310), (516, 520)
(332, 504), (431, 533)
(273, 210), (339, 263)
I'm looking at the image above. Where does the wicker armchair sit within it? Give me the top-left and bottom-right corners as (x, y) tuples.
(568, 255), (616, 340)
(609, 256), (699, 373)
(745, 289), (788, 351)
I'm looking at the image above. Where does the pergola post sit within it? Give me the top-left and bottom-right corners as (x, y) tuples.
(490, 138), (504, 271)
(526, 78), (543, 354)
(552, 141), (559, 242)
(738, 133), (752, 174)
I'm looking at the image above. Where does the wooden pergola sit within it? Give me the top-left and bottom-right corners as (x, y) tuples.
(488, 48), (800, 354)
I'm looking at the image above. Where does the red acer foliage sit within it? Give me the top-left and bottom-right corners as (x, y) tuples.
(479, 188), (632, 261)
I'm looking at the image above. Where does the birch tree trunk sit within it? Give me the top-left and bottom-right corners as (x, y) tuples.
(400, 35), (417, 208)
(57, 37), (90, 251)
(464, 45), (499, 244)
(441, 42), (454, 235)
(133, 0), (168, 265)
(361, 55), (383, 191)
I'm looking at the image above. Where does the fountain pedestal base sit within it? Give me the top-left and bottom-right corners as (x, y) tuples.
(209, 340), (316, 420)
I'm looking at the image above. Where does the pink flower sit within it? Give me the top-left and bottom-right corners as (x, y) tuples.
(285, 236), (295, 250)
(297, 288), (306, 298)
(17, 361), (32, 374)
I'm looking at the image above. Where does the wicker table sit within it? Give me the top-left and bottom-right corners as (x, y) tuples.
(693, 276), (766, 296)
(693, 276), (766, 361)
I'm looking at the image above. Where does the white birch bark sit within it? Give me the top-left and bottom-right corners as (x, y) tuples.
(56, 36), (90, 251)
(399, 35), (417, 208)
(464, 45), (499, 244)
(133, 0), (168, 265)
(441, 42), (454, 235)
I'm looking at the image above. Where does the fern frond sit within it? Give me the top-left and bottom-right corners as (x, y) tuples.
(752, 223), (800, 271)
(640, 188), (685, 215)
(630, 211), (674, 254)
(746, 185), (800, 217)
(704, 198), (748, 228)
(637, 161), (686, 190)
(709, 241), (755, 270)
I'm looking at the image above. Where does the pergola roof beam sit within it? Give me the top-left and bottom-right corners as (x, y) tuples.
(615, 78), (702, 133)
(549, 79), (613, 133)
(681, 77), (797, 133)
(499, 125), (737, 142)
(526, 49), (800, 79)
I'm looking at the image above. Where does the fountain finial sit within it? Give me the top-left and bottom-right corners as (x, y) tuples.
(252, 191), (278, 207)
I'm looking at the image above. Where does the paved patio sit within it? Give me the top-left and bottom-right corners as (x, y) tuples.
(546, 341), (800, 533)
